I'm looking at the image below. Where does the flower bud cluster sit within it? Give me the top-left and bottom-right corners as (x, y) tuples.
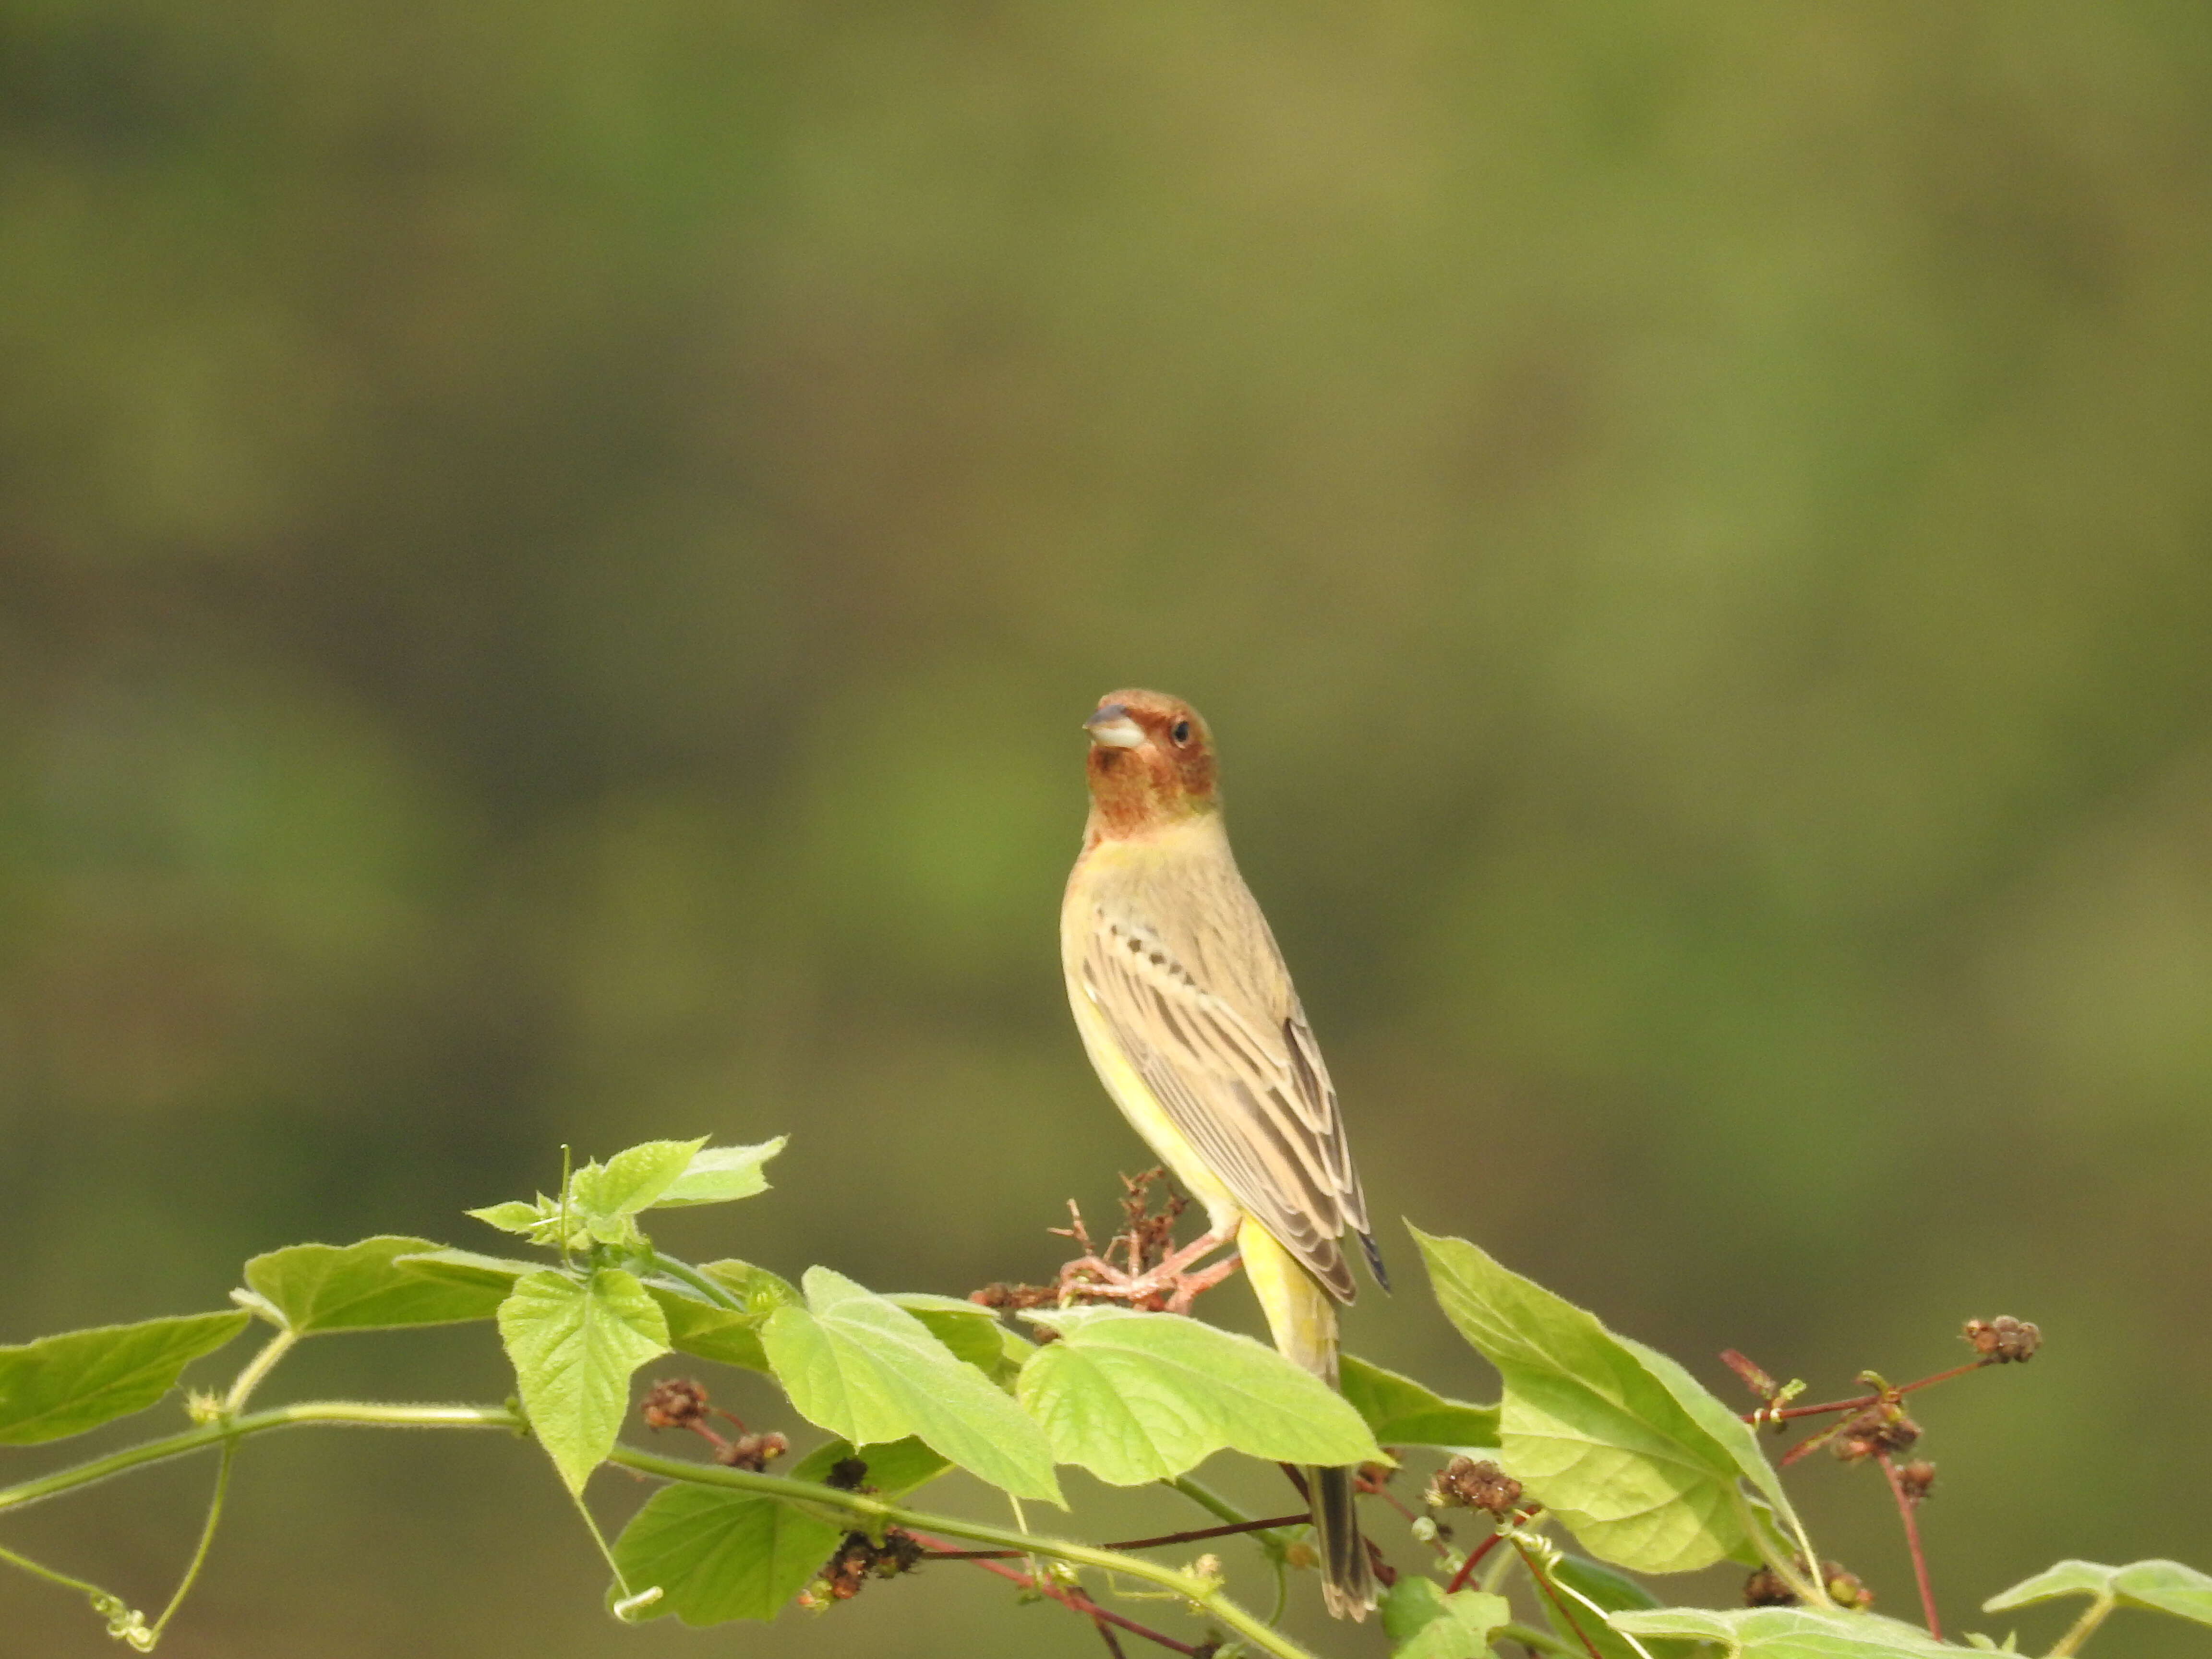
(1427, 1456), (1523, 1518)
(1964, 1316), (2041, 1363)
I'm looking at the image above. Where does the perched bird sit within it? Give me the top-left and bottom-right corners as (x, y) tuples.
(1059, 688), (1384, 1620)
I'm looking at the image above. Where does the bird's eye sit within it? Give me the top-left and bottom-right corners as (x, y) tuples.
(1171, 720), (1191, 745)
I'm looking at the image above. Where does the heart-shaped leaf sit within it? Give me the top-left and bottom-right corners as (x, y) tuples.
(613, 1436), (948, 1625)
(1017, 1305), (1380, 1486)
(761, 1268), (1059, 1502)
(498, 1269), (670, 1493)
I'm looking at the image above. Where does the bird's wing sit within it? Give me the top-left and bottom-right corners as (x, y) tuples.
(1077, 888), (1367, 1300)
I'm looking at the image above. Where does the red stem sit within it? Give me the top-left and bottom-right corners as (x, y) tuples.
(922, 1513), (1308, 1561)
(1447, 1530), (1506, 1594)
(1877, 1452), (1941, 1640)
(1513, 1537), (1605, 1659)
(1446, 1505), (1544, 1594)
(1362, 1477), (1450, 1560)
(1092, 1612), (1130, 1659)
(1742, 1361), (1989, 1426)
(907, 1532), (1203, 1656)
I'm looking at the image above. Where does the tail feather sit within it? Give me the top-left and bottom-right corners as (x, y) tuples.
(1239, 1218), (1376, 1621)
(1311, 1464), (1375, 1620)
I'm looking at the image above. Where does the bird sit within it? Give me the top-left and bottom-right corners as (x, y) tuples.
(1059, 687), (1384, 1620)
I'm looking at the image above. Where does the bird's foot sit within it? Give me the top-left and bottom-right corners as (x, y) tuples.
(1056, 1226), (1241, 1313)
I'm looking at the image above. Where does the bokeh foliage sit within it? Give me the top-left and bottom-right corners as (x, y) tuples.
(3, 3), (2211, 1654)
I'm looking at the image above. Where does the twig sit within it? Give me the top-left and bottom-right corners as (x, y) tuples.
(612, 1448), (1316, 1659)
(1358, 1467), (1447, 1559)
(1877, 1451), (1941, 1640)
(0, 1405), (1321, 1659)
(1446, 1511), (1543, 1595)
(911, 1532), (1204, 1656)
(1513, 1537), (1605, 1659)
(923, 1513), (1308, 1560)
(1743, 1361), (1988, 1426)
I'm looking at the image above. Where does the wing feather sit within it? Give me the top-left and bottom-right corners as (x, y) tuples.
(1077, 880), (1371, 1303)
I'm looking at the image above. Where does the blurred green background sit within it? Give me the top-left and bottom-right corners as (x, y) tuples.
(5, 3), (2212, 1655)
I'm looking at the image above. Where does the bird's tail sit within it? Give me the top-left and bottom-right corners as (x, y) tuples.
(1238, 1219), (1375, 1621)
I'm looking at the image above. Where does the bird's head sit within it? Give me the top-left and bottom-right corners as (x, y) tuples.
(1082, 689), (1220, 838)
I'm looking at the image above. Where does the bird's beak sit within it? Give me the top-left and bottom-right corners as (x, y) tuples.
(1084, 704), (1146, 749)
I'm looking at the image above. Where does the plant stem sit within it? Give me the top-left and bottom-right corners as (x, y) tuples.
(1161, 1470), (1295, 1623)
(1512, 1537), (1605, 1659)
(0, 1398), (1312, 1657)
(1744, 1361), (1989, 1426)
(1876, 1451), (1940, 1639)
(1732, 1489), (1830, 1610)
(912, 1530), (1203, 1656)
(221, 1328), (301, 1418)
(610, 1445), (1319, 1659)
(1449, 1527), (1510, 1593)
(924, 1514), (1309, 1560)
(145, 1443), (236, 1645)
(2046, 1593), (2115, 1659)
(1163, 1473), (1288, 1539)
(1362, 1471), (1448, 1559)
(0, 1403), (521, 1517)
(648, 1253), (748, 1312)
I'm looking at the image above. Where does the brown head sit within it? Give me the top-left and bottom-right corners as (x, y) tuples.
(1081, 689), (1220, 840)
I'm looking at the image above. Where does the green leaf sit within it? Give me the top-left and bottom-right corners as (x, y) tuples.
(887, 1294), (1013, 1375)
(1984, 1560), (2212, 1627)
(1612, 1606), (1960, 1659)
(761, 1267), (1060, 1502)
(1381, 1576), (1512, 1659)
(612, 1436), (947, 1625)
(1413, 1227), (1806, 1575)
(243, 1237), (507, 1334)
(646, 1286), (771, 1373)
(653, 1139), (788, 1208)
(1341, 1353), (1500, 1448)
(465, 1200), (549, 1237)
(569, 1139), (707, 1242)
(0, 1312), (251, 1445)
(700, 1259), (801, 1317)
(1017, 1305), (1382, 1486)
(394, 1247), (541, 1295)
(498, 1269), (670, 1494)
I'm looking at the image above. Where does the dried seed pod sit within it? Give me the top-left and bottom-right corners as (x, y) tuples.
(1428, 1456), (1523, 1517)
(640, 1377), (709, 1431)
(1744, 1565), (1796, 1607)
(1964, 1316), (2041, 1363)
(718, 1431), (789, 1472)
(1832, 1405), (1920, 1462)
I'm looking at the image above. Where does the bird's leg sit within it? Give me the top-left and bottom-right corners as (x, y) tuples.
(1103, 1225), (1242, 1312)
(1147, 1224), (1235, 1280)
(1161, 1250), (1243, 1316)
(1053, 1222), (1243, 1312)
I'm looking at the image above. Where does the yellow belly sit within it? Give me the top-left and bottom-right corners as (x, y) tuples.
(1064, 980), (1243, 1235)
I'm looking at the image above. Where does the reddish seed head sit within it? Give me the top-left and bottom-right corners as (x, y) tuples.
(1082, 689), (1220, 838)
